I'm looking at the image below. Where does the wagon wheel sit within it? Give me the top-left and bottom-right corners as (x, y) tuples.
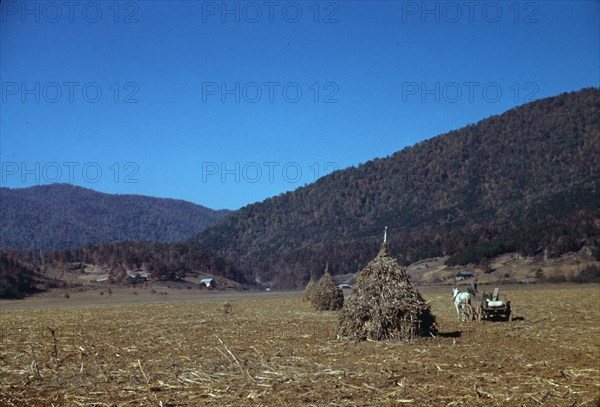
(476, 304), (483, 322)
(467, 303), (476, 321)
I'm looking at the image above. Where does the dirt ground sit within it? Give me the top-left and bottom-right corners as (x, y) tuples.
(1, 284), (598, 406)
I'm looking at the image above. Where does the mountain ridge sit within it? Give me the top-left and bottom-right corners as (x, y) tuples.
(0, 183), (230, 251)
(194, 88), (600, 287)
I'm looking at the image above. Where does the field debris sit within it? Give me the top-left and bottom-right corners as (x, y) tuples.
(337, 243), (438, 341)
(221, 302), (232, 315)
(0, 285), (598, 405)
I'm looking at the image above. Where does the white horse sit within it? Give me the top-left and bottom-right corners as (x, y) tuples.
(452, 288), (474, 321)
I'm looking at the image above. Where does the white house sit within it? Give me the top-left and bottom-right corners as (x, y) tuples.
(200, 278), (215, 288)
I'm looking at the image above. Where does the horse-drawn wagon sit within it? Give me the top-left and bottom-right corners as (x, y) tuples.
(477, 287), (511, 321)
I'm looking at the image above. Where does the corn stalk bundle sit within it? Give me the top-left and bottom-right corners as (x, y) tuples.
(312, 272), (344, 311)
(336, 244), (437, 341)
(303, 278), (317, 302)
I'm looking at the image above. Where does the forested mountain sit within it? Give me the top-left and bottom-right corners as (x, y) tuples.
(0, 184), (229, 251)
(195, 88), (600, 288)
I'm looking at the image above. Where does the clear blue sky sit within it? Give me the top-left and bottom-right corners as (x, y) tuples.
(1, 1), (598, 210)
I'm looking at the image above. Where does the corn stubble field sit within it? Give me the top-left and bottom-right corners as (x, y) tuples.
(1, 285), (598, 406)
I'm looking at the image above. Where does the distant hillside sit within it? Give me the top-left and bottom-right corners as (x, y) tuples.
(195, 88), (600, 288)
(0, 251), (43, 299)
(1, 239), (248, 299)
(44, 240), (247, 284)
(0, 184), (230, 251)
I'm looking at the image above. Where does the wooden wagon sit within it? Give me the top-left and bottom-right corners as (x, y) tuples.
(477, 288), (511, 321)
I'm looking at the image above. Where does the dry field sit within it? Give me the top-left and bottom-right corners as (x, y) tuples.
(1, 284), (598, 406)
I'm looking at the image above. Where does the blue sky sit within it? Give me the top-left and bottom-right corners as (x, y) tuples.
(1, 1), (599, 210)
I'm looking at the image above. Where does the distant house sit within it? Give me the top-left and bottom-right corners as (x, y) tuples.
(128, 272), (149, 282)
(455, 271), (474, 281)
(200, 278), (215, 289)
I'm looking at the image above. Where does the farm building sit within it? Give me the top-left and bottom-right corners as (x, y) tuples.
(199, 278), (215, 288)
(128, 272), (149, 282)
(455, 271), (475, 281)
(336, 242), (438, 341)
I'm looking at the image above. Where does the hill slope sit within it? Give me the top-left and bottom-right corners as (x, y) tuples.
(0, 184), (230, 251)
(195, 88), (600, 287)
(0, 251), (44, 299)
